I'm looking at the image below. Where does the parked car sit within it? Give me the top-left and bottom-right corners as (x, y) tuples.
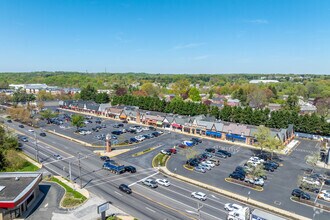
(178, 144), (187, 148)
(149, 126), (156, 131)
(203, 161), (215, 167)
(215, 152), (227, 158)
(187, 158), (199, 167)
(224, 203), (243, 212)
(263, 164), (275, 172)
(191, 138), (202, 144)
(112, 130), (123, 135)
(156, 179), (171, 187)
(100, 156), (110, 161)
(152, 132), (160, 137)
(119, 184), (132, 194)
(19, 124), (24, 128)
(143, 179), (158, 188)
(168, 148), (177, 154)
(302, 177), (321, 186)
(129, 138), (139, 143)
(256, 153), (271, 161)
(95, 120), (102, 124)
(191, 192), (207, 201)
(299, 184), (319, 193)
(28, 129), (34, 132)
(39, 132), (46, 137)
(135, 135), (145, 142)
(161, 149), (171, 155)
(291, 189), (311, 200)
(7, 119), (12, 123)
(123, 120), (128, 123)
(113, 124), (120, 128)
(324, 179), (330, 185)
(229, 172), (245, 181)
(124, 166), (136, 173)
(194, 166), (206, 173)
(254, 177), (265, 187)
(198, 164), (212, 170)
(118, 123), (124, 127)
(264, 161), (278, 169)
(205, 148), (216, 153)
(209, 158), (220, 166)
(244, 176), (255, 184)
(217, 149), (232, 157)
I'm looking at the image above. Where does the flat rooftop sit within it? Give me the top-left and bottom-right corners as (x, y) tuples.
(0, 173), (41, 201)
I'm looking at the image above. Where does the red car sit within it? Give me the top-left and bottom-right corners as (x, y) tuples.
(178, 144), (187, 149)
(168, 148), (177, 154)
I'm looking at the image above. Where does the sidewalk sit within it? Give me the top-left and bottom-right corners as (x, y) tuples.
(52, 193), (134, 220)
(159, 166), (309, 220)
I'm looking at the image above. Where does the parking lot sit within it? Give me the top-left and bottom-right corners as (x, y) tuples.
(44, 110), (164, 147)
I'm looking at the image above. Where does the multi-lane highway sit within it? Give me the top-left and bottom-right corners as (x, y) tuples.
(5, 120), (255, 220)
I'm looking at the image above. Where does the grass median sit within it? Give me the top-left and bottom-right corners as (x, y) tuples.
(132, 147), (156, 157)
(50, 177), (87, 208)
(152, 153), (170, 167)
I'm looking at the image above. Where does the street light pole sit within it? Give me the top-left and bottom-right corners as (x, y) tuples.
(34, 132), (39, 162)
(197, 202), (203, 220)
(78, 152), (82, 189)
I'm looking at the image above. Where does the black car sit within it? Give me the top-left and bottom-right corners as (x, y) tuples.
(235, 166), (247, 175)
(215, 152), (227, 158)
(112, 130), (123, 135)
(95, 120), (102, 124)
(217, 149), (232, 157)
(264, 162), (278, 169)
(130, 137), (139, 143)
(324, 179), (330, 185)
(100, 156), (110, 161)
(19, 124), (24, 128)
(123, 120), (128, 123)
(291, 189), (310, 200)
(191, 137), (202, 143)
(229, 172), (245, 181)
(152, 132), (160, 137)
(256, 153), (271, 161)
(149, 126), (156, 131)
(119, 184), (132, 194)
(186, 158), (199, 167)
(118, 123), (124, 127)
(143, 134), (150, 139)
(205, 148), (216, 153)
(125, 166), (136, 173)
(39, 132), (47, 137)
(7, 119), (12, 123)
(263, 164), (275, 172)
(113, 124), (120, 128)
(299, 184), (319, 193)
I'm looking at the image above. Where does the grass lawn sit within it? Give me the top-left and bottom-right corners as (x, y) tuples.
(16, 161), (39, 171)
(152, 153), (169, 167)
(50, 177), (87, 208)
(132, 147), (155, 157)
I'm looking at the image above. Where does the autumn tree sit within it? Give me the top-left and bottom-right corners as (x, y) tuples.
(188, 87), (201, 102)
(141, 83), (159, 96)
(171, 79), (190, 99)
(248, 88), (268, 109)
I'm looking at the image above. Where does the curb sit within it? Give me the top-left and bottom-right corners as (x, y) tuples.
(290, 197), (330, 213)
(132, 147), (156, 157)
(224, 178), (263, 192)
(159, 167), (309, 220)
(151, 153), (170, 167)
(183, 164), (194, 171)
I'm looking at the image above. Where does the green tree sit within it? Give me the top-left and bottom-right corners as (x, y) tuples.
(283, 95), (300, 111)
(71, 114), (85, 131)
(80, 84), (97, 101)
(188, 87), (201, 101)
(254, 125), (271, 153)
(171, 79), (190, 99)
(141, 83), (159, 97)
(39, 109), (58, 121)
(95, 92), (110, 104)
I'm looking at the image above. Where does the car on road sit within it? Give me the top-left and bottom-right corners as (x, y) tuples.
(39, 132), (46, 137)
(291, 189), (311, 200)
(156, 179), (171, 187)
(122, 120), (128, 123)
(224, 203), (243, 212)
(143, 179), (158, 188)
(124, 166), (136, 173)
(205, 148), (216, 153)
(229, 172), (245, 181)
(100, 156), (110, 161)
(19, 124), (24, 128)
(119, 184), (132, 194)
(53, 154), (62, 160)
(19, 136), (28, 142)
(191, 192), (207, 201)
(194, 166), (206, 173)
(28, 129), (34, 132)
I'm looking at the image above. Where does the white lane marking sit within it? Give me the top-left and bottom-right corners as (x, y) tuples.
(134, 184), (222, 220)
(170, 183), (226, 205)
(129, 171), (159, 187)
(186, 210), (198, 215)
(42, 156), (75, 165)
(114, 191), (123, 196)
(145, 207), (156, 213)
(44, 203), (48, 208)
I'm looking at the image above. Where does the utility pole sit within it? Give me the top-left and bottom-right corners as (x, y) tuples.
(77, 152), (82, 189)
(197, 202), (203, 220)
(34, 132), (39, 162)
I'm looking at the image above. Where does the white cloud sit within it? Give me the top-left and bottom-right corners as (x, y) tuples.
(172, 42), (206, 50)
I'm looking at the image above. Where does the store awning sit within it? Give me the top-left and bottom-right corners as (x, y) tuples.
(205, 130), (221, 137)
(226, 133), (246, 140)
(172, 123), (182, 128)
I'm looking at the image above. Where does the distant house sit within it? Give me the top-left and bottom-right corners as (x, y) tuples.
(300, 104), (317, 115)
(249, 80), (279, 84)
(226, 99), (241, 107)
(267, 103), (282, 112)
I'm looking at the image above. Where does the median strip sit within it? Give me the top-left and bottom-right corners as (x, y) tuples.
(132, 147), (156, 157)
(224, 177), (263, 192)
(152, 153), (170, 167)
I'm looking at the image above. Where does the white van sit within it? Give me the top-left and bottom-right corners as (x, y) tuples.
(209, 158), (220, 166)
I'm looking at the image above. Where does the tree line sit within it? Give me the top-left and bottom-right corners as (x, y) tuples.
(111, 94), (330, 136)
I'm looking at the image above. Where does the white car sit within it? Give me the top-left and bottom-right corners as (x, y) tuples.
(28, 129), (34, 132)
(318, 192), (330, 201)
(79, 131), (87, 135)
(249, 157), (264, 163)
(156, 179), (171, 187)
(85, 130), (92, 135)
(302, 177), (321, 186)
(254, 177), (265, 186)
(198, 164), (211, 170)
(135, 135), (145, 142)
(158, 131), (164, 134)
(202, 161), (215, 168)
(142, 127), (149, 131)
(53, 154), (62, 160)
(161, 149), (171, 155)
(191, 192), (207, 201)
(321, 190), (330, 194)
(136, 128), (143, 133)
(224, 203), (243, 211)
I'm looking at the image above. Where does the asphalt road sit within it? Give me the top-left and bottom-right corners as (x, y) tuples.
(6, 120), (233, 220)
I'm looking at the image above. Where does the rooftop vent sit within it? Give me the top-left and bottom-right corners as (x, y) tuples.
(15, 177), (20, 181)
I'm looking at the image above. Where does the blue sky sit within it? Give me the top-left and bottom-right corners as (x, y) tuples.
(0, 0), (329, 74)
